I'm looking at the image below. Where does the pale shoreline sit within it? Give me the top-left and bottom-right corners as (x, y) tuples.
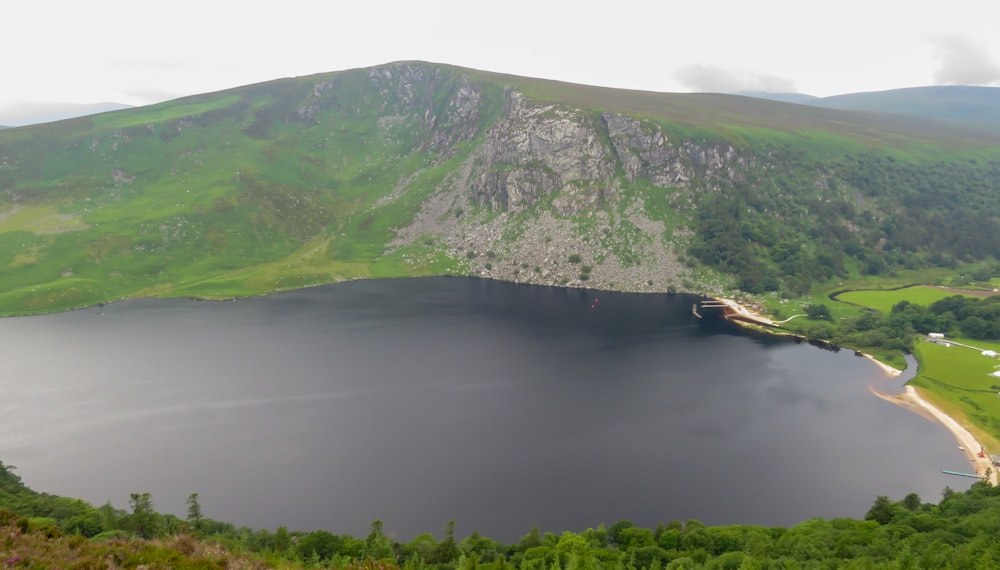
(854, 353), (996, 486)
(894, 385), (996, 485)
(715, 296), (996, 486)
(863, 353), (902, 377)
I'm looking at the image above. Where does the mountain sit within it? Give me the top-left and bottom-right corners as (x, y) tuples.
(0, 101), (133, 127)
(2, 61), (1000, 315)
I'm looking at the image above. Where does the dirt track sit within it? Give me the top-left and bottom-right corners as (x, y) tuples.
(934, 286), (1000, 298)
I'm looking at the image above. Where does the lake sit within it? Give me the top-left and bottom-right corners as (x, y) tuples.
(0, 276), (971, 542)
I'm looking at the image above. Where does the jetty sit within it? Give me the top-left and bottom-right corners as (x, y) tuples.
(943, 470), (987, 479)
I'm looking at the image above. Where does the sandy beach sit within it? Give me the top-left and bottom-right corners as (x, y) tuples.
(863, 354), (903, 377)
(868, 381), (997, 485)
(715, 297), (777, 326)
(898, 385), (997, 485)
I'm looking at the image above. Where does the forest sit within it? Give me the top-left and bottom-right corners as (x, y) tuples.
(687, 155), (1000, 297)
(4, 460), (1000, 568)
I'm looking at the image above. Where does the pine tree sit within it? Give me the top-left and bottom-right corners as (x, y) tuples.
(186, 493), (203, 534)
(128, 492), (158, 539)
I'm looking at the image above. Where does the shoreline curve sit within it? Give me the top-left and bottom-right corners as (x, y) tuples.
(866, 368), (996, 486)
(896, 385), (997, 485)
(713, 296), (997, 486)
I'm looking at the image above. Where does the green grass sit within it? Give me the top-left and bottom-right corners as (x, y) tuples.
(911, 338), (1000, 451)
(0, 66), (481, 315)
(836, 285), (976, 313)
(91, 94), (244, 130)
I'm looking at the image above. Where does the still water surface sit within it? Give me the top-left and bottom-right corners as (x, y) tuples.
(0, 277), (971, 541)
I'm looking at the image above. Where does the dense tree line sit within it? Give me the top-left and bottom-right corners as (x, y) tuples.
(6, 460), (1000, 568)
(789, 304), (916, 355)
(687, 151), (1000, 295)
(786, 293), (1000, 358)
(919, 294), (1000, 340)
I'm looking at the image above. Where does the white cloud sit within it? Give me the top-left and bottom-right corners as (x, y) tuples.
(930, 35), (1000, 86)
(674, 64), (797, 94)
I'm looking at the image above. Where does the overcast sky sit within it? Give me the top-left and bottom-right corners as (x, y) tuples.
(4, 0), (1000, 109)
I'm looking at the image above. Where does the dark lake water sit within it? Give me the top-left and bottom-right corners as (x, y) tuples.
(0, 277), (971, 541)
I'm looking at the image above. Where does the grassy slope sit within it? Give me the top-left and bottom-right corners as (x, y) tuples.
(0, 66), (488, 313)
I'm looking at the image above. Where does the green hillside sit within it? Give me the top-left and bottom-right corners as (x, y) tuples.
(3, 61), (1000, 314)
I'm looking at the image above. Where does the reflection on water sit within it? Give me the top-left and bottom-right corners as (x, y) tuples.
(0, 277), (971, 541)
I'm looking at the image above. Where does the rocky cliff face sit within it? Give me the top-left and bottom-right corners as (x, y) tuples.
(604, 111), (687, 187)
(463, 90), (751, 217)
(469, 91), (617, 214)
(603, 112), (752, 190)
(386, 65), (756, 294)
(367, 62), (485, 157)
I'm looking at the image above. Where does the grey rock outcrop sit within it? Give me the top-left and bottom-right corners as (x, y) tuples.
(603, 111), (751, 189)
(468, 91), (616, 214)
(603, 112), (690, 187)
(383, 63), (756, 295)
(367, 62), (483, 157)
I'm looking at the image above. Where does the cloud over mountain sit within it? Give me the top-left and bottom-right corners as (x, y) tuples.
(674, 64), (797, 94)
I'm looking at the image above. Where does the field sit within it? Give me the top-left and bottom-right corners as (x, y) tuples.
(911, 338), (1000, 451)
(836, 285), (980, 313)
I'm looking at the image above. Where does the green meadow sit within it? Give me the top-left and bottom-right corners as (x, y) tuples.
(837, 286), (980, 313)
(911, 337), (1000, 451)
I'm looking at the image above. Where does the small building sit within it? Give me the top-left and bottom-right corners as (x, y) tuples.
(983, 350), (998, 358)
(929, 332), (945, 339)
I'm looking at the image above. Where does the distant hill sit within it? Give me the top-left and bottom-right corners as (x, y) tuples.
(2, 61), (1000, 314)
(742, 85), (1000, 126)
(813, 85), (1000, 125)
(735, 91), (819, 104)
(0, 101), (133, 127)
